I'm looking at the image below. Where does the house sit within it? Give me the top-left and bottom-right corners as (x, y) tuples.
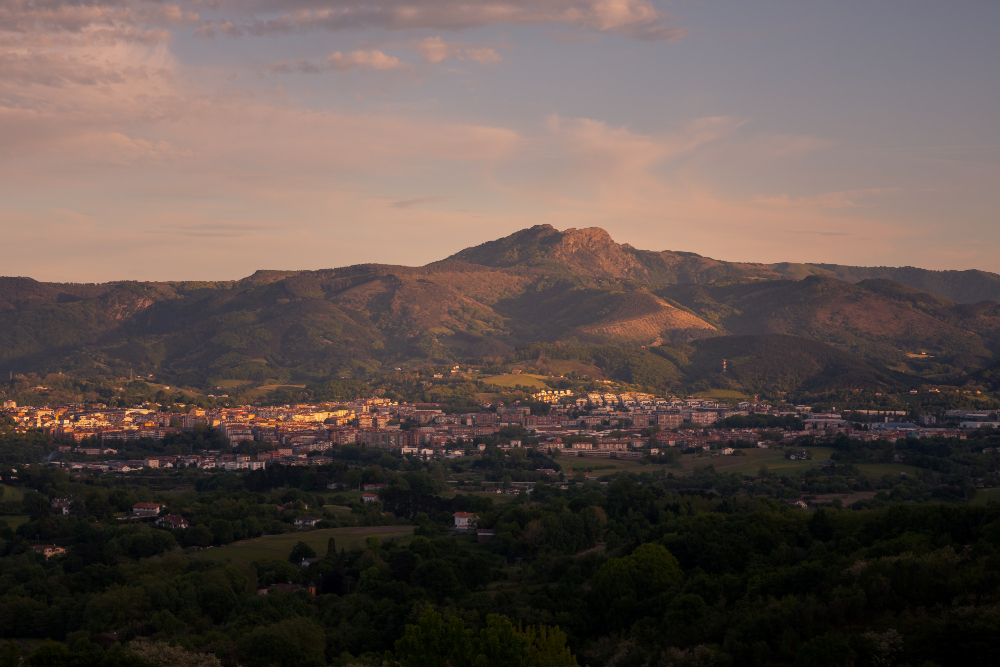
(131, 502), (162, 517)
(721, 448), (735, 455)
(31, 544), (66, 559)
(294, 516), (321, 527)
(453, 512), (477, 530)
(157, 514), (190, 529)
(361, 493), (379, 503)
(50, 498), (72, 515)
(362, 483), (387, 492)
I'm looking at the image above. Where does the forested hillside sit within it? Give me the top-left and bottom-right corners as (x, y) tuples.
(1, 226), (999, 395)
(6, 422), (1000, 666)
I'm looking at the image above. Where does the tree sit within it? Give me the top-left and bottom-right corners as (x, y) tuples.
(591, 543), (682, 621)
(0, 642), (21, 667)
(326, 537), (336, 556)
(210, 519), (234, 545)
(393, 608), (579, 667)
(344, 468), (363, 491)
(237, 618), (326, 667)
(25, 641), (70, 667)
(289, 541), (317, 564)
(795, 633), (853, 667)
(127, 641), (222, 667)
(186, 525), (213, 548)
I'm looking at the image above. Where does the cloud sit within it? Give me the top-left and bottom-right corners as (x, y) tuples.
(390, 196), (453, 208)
(194, 20), (244, 39)
(0, 0), (198, 34)
(756, 133), (837, 157)
(269, 49), (407, 74)
(151, 222), (273, 237)
(1, 0), (959, 280)
(327, 49), (404, 71)
(218, 0), (686, 41)
(536, 114), (745, 190)
(414, 37), (502, 64)
(751, 189), (891, 210)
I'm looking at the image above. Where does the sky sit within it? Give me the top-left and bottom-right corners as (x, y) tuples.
(1, 0), (998, 282)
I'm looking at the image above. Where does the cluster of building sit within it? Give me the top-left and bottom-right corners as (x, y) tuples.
(3, 397), (992, 473)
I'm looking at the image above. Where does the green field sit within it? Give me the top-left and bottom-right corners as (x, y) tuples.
(215, 379), (254, 389)
(481, 374), (550, 390)
(243, 384), (307, 398)
(675, 447), (835, 476)
(0, 484), (24, 503)
(1, 515), (29, 530)
(196, 525), (414, 563)
(688, 389), (750, 400)
(553, 449), (833, 479)
(855, 463), (922, 479)
(971, 488), (1000, 506)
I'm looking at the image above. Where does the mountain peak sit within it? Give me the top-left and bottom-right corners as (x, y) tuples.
(445, 225), (648, 279)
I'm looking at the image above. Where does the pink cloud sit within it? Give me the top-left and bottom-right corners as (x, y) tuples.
(269, 49), (407, 74)
(214, 0), (686, 41)
(414, 37), (503, 64)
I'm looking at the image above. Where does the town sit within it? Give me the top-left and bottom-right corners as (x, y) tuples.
(2, 391), (992, 476)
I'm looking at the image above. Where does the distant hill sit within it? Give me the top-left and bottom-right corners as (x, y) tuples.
(1, 225), (999, 394)
(679, 334), (912, 394)
(769, 263), (1000, 304)
(659, 276), (1000, 375)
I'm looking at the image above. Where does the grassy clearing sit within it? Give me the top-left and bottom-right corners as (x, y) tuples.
(196, 525), (415, 563)
(808, 491), (878, 505)
(855, 463), (922, 479)
(243, 384), (307, 398)
(545, 359), (606, 379)
(971, 488), (1000, 506)
(2, 515), (29, 530)
(676, 447), (836, 477)
(688, 389), (750, 400)
(481, 374), (549, 390)
(1, 484), (25, 503)
(215, 379), (254, 389)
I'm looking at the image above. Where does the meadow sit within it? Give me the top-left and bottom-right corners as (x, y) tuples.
(479, 374), (549, 390)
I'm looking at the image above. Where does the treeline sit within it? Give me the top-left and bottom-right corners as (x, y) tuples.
(8, 477), (1000, 665)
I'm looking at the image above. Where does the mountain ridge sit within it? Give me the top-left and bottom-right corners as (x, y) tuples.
(2, 225), (999, 395)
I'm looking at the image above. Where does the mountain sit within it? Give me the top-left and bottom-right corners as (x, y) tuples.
(447, 224), (782, 284)
(659, 276), (1000, 374)
(768, 263), (1000, 304)
(1, 225), (999, 395)
(681, 334), (911, 394)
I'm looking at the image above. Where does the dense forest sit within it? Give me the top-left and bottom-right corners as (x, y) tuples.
(4, 425), (1000, 666)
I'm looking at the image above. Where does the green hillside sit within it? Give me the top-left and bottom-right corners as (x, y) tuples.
(1, 226), (999, 394)
(772, 263), (1000, 303)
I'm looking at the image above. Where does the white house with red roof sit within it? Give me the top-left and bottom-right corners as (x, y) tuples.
(453, 512), (477, 530)
(131, 502), (162, 516)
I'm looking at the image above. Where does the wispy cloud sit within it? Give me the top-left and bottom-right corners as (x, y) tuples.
(752, 189), (892, 210)
(227, 0), (686, 41)
(150, 222), (273, 238)
(269, 49), (407, 74)
(414, 37), (503, 64)
(390, 196), (453, 209)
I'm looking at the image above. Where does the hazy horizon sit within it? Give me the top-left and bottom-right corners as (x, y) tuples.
(2, 0), (998, 282)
